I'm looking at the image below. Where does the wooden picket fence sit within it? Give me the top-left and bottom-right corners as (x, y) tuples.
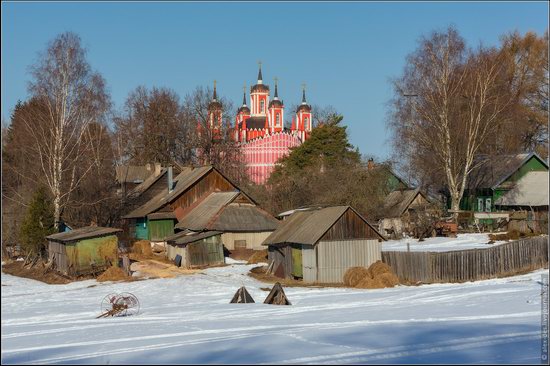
(381, 236), (549, 284)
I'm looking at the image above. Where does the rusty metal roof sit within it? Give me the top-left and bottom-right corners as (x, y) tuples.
(147, 212), (177, 220)
(165, 230), (221, 246)
(46, 226), (122, 243)
(175, 192), (240, 231)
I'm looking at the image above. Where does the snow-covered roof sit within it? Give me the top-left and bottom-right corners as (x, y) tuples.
(495, 171), (549, 207)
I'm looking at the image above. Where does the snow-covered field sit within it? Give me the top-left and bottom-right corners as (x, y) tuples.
(382, 233), (508, 252)
(1, 261), (547, 364)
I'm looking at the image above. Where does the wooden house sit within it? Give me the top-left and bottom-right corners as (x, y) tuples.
(115, 163), (163, 197)
(174, 191), (279, 251)
(122, 166), (279, 251)
(46, 226), (121, 277)
(379, 189), (432, 238)
(165, 230), (224, 268)
(460, 152), (548, 226)
(262, 206), (385, 283)
(495, 171), (549, 234)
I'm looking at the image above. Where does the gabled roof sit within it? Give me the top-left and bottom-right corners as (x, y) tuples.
(122, 166), (215, 219)
(174, 191), (278, 232)
(210, 204), (279, 232)
(469, 152), (548, 190)
(383, 189), (428, 218)
(127, 168), (167, 198)
(46, 226), (122, 243)
(495, 171), (549, 207)
(175, 191), (240, 231)
(262, 206), (384, 246)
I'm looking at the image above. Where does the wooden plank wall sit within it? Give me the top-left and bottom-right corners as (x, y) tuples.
(322, 209), (383, 241)
(382, 236), (549, 284)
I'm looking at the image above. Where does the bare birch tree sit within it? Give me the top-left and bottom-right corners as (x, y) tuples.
(22, 32), (110, 228)
(389, 27), (513, 215)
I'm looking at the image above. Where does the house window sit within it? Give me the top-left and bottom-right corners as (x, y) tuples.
(234, 240), (247, 249)
(485, 198), (492, 212)
(477, 198), (484, 212)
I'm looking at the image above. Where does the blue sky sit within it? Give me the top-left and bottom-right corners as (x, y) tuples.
(2, 1), (548, 160)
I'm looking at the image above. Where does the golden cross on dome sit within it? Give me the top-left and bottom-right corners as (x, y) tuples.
(243, 84), (246, 93)
(258, 60), (262, 68)
(274, 77), (278, 85)
(213, 80), (217, 88)
(302, 82), (306, 91)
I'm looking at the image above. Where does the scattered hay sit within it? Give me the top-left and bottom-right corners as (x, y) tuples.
(247, 250), (268, 264)
(343, 267), (370, 287)
(97, 266), (133, 282)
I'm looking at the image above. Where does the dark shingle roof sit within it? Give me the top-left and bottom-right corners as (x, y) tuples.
(46, 226), (122, 243)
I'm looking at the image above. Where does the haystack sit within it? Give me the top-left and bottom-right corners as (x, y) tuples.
(264, 282), (291, 305)
(97, 266), (132, 282)
(230, 286), (255, 303)
(132, 240), (153, 256)
(343, 267), (370, 287)
(343, 261), (399, 289)
(247, 250), (268, 264)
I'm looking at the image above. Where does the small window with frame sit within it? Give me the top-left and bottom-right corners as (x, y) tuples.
(477, 198), (484, 212)
(485, 198), (492, 212)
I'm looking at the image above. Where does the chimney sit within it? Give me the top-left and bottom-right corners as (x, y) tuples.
(167, 166), (173, 192)
(154, 162), (162, 177)
(367, 158), (375, 170)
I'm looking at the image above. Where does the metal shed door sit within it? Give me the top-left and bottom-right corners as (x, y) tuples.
(291, 245), (303, 278)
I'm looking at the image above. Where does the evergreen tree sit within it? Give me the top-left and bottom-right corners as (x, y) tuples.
(19, 187), (56, 255)
(270, 114), (360, 180)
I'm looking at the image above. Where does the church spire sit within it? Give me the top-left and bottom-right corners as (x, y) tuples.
(273, 77), (279, 100)
(213, 80), (218, 101)
(301, 83), (307, 104)
(242, 84), (247, 106)
(257, 61), (263, 84)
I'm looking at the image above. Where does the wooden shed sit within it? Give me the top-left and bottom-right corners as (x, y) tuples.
(262, 206), (385, 283)
(46, 226), (121, 277)
(165, 230), (225, 268)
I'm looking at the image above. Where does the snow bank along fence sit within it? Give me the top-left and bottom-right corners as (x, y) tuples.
(381, 236), (548, 284)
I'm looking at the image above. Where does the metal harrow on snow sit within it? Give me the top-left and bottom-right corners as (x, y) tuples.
(96, 292), (140, 318)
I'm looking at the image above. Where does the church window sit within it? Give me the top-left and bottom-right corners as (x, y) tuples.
(260, 100), (265, 112)
(276, 114), (280, 126)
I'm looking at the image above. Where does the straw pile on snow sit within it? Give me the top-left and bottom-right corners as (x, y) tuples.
(97, 266), (133, 282)
(247, 250), (268, 264)
(343, 261), (399, 289)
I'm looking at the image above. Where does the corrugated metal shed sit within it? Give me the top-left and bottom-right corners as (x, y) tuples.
(46, 226), (122, 243)
(175, 192), (239, 231)
(495, 171), (549, 207)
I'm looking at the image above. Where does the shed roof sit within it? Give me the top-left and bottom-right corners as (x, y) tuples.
(383, 189), (428, 218)
(175, 191), (240, 231)
(46, 226), (122, 243)
(165, 230), (222, 246)
(262, 206), (383, 246)
(495, 171), (549, 207)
